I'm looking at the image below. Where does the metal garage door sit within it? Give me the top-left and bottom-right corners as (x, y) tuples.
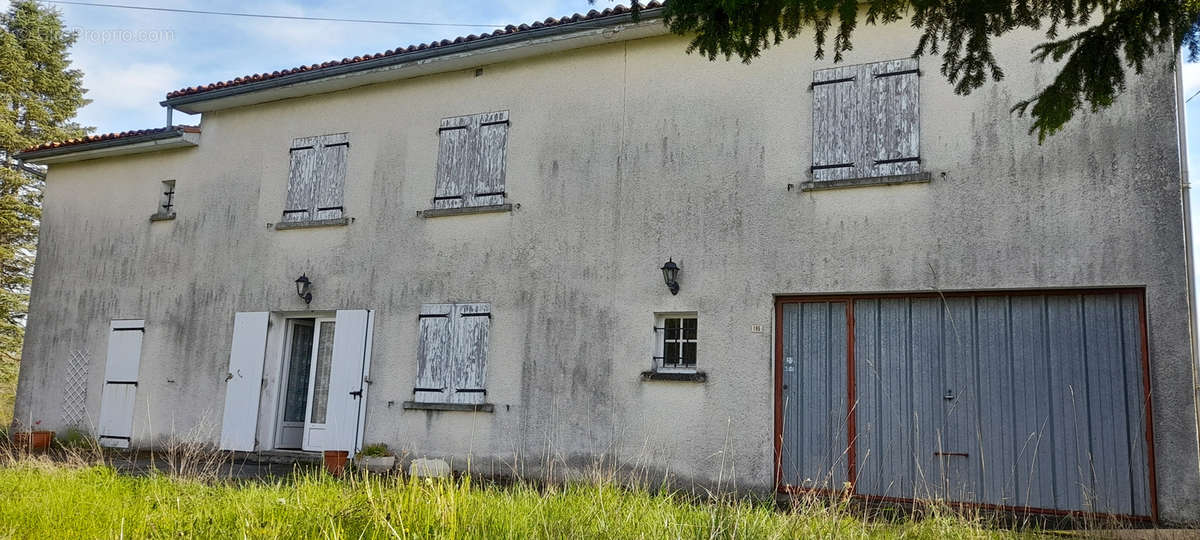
(777, 291), (1155, 518)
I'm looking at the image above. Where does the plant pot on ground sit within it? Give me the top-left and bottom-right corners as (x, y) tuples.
(356, 444), (396, 473)
(12, 430), (54, 451)
(323, 450), (349, 476)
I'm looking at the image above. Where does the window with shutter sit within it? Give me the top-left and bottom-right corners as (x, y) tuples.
(811, 58), (920, 183)
(433, 111), (509, 209)
(451, 303), (490, 404)
(412, 302), (492, 405)
(283, 133), (349, 222)
(414, 304), (453, 403)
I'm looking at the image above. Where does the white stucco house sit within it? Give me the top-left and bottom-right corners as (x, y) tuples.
(12, 3), (1200, 524)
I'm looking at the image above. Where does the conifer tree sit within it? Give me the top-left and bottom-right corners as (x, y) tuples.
(0, 0), (89, 407)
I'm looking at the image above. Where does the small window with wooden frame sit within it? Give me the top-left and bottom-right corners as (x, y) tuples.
(150, 180), (176, 221)
(280, 133), (349, 227)
(807, 58), (929, 190)
(426, 111), (509, 215)
(643, 313), (705, 382)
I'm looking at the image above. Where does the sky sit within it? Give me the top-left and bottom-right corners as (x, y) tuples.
(2, 0), (593, 131)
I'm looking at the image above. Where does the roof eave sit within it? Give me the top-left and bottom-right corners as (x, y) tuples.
(161, 9), (668, 114)
(16, 129), (201, 164)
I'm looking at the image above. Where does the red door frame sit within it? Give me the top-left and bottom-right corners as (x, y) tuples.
(773, 288), (1158, 522)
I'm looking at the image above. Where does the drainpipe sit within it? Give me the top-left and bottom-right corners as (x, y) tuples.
(1173, 58), (1200, 465)
(165, 105), (173, 127)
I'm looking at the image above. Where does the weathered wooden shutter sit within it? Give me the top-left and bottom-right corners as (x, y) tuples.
(811, 58), (920, 181)
(433, 116), (473, 209)
(450, 303), (490, 404)
(866, 58), (920, 177)
(474, 111), (509, 207)
(415, 304), (453, 402)
(811, 65), (860, 182)
(284, 137), (319, 222)
(315, 133), (349, 220)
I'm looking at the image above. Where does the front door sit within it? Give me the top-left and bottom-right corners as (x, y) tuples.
(276, 319), (315, 449)
(301, 317), (337, 451)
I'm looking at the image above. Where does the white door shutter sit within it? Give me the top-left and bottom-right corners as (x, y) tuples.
(325, 309), (373, 452)
(414, 304), (453, 403)
(98, 320), (144, 448)
(811, 65), (859, 181)
(866, 58), (920, 177)
(433, 116), (473, 209)
(450, 303), (490, 405)
(219, 312), (269, 451)
(474, 111), (508, 206)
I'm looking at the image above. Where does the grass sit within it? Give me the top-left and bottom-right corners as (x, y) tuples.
(0, 354), (16, 427)
(0, 452), (1049, 540)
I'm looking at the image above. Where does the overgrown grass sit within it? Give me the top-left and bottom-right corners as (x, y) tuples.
(0, 354), (16, 426)
(0, 455), (1047, 539)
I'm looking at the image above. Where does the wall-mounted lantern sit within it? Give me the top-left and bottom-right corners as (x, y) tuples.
(660, 258), (680, 295)
(295, 274), (313, 304)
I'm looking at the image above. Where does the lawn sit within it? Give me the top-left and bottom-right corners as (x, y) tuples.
(0, 454), (1047, 539)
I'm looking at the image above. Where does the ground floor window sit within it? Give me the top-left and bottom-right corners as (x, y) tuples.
(654, 314), (698, 371)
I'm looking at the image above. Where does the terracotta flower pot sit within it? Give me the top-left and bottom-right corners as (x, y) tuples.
(13, 430), (54, 451)
(323, 450), (349, 476)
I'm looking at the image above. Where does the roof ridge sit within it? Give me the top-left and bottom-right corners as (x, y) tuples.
(165, 2), (662, 100)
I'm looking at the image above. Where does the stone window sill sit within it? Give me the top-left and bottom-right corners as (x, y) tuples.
(640, 371), (707, 383)
(274, 217), (351, 230)
(149, 212), (176, 222)
(402, 401), (494, 413)
(796, 171), (932, 192)
(418, 203), (513, 218)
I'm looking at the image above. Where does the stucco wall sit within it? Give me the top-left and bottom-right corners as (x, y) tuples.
(14, 23), (1197, 522)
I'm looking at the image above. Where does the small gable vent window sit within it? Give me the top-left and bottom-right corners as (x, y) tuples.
(811, 58), (920, 183)
(432, 111), (508, 210)
(150, 180), (176, 221)
(283, 133), (349, 223)
(410, 303), (492, 408)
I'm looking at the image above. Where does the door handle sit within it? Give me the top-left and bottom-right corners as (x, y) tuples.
(349, 390), (362, 398)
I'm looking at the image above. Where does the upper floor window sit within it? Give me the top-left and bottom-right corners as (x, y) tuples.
(151, 180), (176, 221)
(412, 302), (491, 405)
(811, 58), (919, 182)
(433, 111), (508, 209)
(283, 133), (348, 223)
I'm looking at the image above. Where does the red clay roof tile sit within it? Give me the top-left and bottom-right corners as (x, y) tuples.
(164, 2), (659, 100)
(20, 125), (200, 154)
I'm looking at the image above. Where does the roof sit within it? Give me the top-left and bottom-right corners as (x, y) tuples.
(163, 2), (663, 103)
(16, 125), (201, 163)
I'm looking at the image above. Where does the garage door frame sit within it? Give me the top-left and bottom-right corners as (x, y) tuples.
(773, 288), (1158, 522)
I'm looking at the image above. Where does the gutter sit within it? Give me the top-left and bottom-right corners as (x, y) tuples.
(161, 7), (666, 113)
(15, 127), (200, 164)
(1173, 58), (1200, 463)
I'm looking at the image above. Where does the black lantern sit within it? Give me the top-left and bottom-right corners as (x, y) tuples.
(660, 258), (680, 295)
(295, 274), (313, 304)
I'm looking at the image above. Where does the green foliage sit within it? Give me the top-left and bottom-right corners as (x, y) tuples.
(0, 354), (14, 426)
(654, 0), (1200, 141)
(0, 463), (1049, 538)
(54, 427), (95, 450)
(358, 443), (392, 457)
(0, 0), (90, 406)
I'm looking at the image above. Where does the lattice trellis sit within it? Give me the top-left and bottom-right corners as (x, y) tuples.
(61, 350), (90, 426)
